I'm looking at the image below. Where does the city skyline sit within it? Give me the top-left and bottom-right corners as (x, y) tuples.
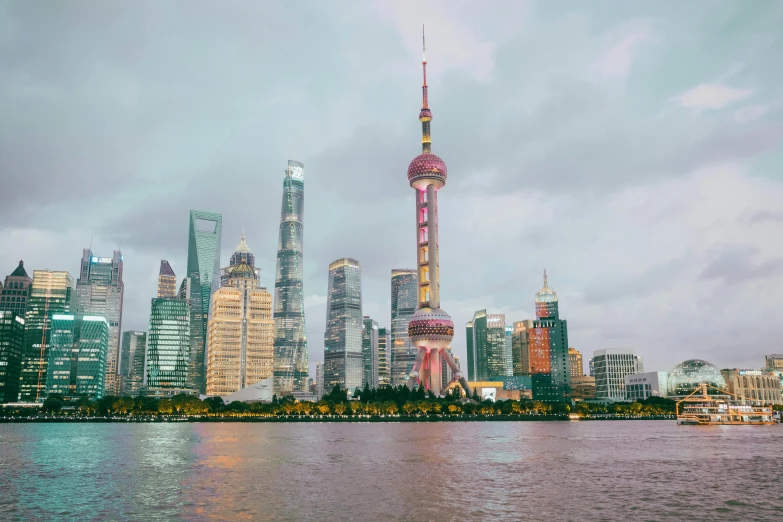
(2, 2), (782, 378)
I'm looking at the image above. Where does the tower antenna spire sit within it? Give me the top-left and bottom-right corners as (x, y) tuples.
(419, 24), (432, 153)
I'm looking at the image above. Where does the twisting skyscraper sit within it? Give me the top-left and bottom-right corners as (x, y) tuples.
(405, 30), (470, 396)
(273, 161), (309, 394)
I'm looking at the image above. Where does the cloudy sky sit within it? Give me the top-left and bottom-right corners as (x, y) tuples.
(2, 1), (782, 377)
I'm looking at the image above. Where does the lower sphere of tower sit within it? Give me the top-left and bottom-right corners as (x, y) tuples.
(408, 308), (454, 348)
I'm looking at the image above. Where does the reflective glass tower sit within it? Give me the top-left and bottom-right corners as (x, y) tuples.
(145, 297), (191, 393)
(273, 161), (309, 394)
(390, 269), (417, 386)
(467, 310), (508, 381)
(0, 311), (24, 402)
(121, 331), (147, 395)
(20, 270), (74, 402)
(362, 316), (379, 389)
(323, 258), (363, 393)
(75, 249), (124, 394)
(186, 210), (222, 394)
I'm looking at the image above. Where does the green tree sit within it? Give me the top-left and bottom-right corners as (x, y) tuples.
(158, 399), (174, 414)
(42, 396), (64, 413)
(332, 403), (347, 415)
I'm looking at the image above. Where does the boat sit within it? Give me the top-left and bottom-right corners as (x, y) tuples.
(676, 383), (777, 425)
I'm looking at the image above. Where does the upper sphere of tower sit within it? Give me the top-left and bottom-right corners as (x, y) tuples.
(419, 108), (432, 121)
(408, 153), (447, 190)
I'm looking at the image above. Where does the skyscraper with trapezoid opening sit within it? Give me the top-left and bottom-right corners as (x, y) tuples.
(273, 160), (309, 394)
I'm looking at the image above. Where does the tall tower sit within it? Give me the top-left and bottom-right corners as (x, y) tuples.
(157, 261), (177, 298)
(405, 29), (470, 396)
(76, 249), (124, 394)
(361, 316), (379, 389)
(528, 270), (570, 400)
(186, 210), (222, 394)
(390, 269), (417, 386)
(273, 161), (309, 395)
(323, 258), (363, 394)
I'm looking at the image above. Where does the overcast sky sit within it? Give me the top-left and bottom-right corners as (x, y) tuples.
(2, 1), (782, 378)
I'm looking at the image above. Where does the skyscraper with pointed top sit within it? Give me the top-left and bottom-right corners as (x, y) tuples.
(0, 261), (33, 316)
(273, 161), (309, 394)
(529, 270), (571, 400)
(404, 28), (470, 396)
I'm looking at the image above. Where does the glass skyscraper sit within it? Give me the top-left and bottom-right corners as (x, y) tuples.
(377, 327), (391, 388)
(0, 260), (32, 316)
(186, 210), (222, 394)
(74, 316), (110, 398)
(362, 316), (379, 389)
(145, 297), (191, 393)
(467, 310), (508, 381)
(20, 270), (74, 402)
(273, 161), (309, 395)
(390, 269), (417, 387)
(121, 331), (147, 395)
(323, 258), (363, 393)
(0, 311), (25, 403)
(75, 249), (124, 395)
(529, 271), (570, 400)
(46, 314), (77, 397)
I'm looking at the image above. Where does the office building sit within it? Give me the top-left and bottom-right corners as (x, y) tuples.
(377, 327), (391, 387)
(157, 261), (177, 298)
(273, 161), (309, 395)
(467, 310), (508, 381)
(362, 317), (379, 389)
(569, 375), (596, 401)
(145, 297), (191, 395)
(0, 311), (25, 403)
(511, 320), (533, 376)
(45, 314), (109, 399)
(121, 331), (146, 395)
(624, 371), (668, 401)
(186, 210), (222, 394)
(390, 269), (417, 387)
(765, 354), (783, 372)
(20, 270), (74, 402)
(315, 362), (324, 399)
(568, 348), (583, 377)
(323, 258), (363, 393)
(0, 260), (33, 316)
(592, 349), (644, 401)
(220, 233), (261, 287)
(528, 271), (570, 400)
(206, 258), (274, 396)
(722, 369), (783, 405)
(75, 250), (124, 394)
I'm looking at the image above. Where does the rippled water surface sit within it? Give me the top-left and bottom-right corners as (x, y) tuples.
(1, 421), (781, 521)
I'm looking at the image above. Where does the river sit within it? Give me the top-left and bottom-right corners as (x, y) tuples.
(0, 421), (780, 521)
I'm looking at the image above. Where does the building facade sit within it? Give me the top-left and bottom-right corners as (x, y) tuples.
(0, 311), (25, 403)
(75, 249), (124, 394)
(206, 259), (274, 396)
(568, 348), (583, 377)
(377, 327), (391, 388)
(528, 271), (570, 401)
(765, 354), (783, 372)
(157, 261), (177, 298)
(186, 209), (222, 394)
(624, 371), (668, 401)
(121, 331), (147, 395)
(569, 375), (596, 401)
(145, 297), (191, 394)
(467, 310), (508, 381)
(45, 314), (109, 399)
(592, 349), (644, 401)
(323, 258), (363, 393)
(20, 270), (74, 402)
(511, 320), (533, 376)
(362, 316), (379, 389)
(272, 161), (309, 395)
(721, 369), (782, 405)
(0, 260), (33, 316)
(390, 269), (417, 387)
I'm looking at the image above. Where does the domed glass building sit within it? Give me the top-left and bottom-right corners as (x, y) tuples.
(667, 359), (727, 397)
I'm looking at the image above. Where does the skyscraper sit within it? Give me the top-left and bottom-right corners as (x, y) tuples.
(592, 349), (643, 401)
(157, 261), (177, 298)
(467, 310), (508, 381)
(0, 260), (33, 316)
(0, 311), (25, 403)
(186, 210), (222, 394)
(362, 316), (379, 389)
(121, 331), (147, 395)
(206, 255), (274, 396)
(404, 31), (470, 397)
(568, 347), (583, 377)
(377, 326), (391, 388)
(273, 161), (309, 395)
(323, 258), (363, 393)
(528, 271), (570, 400)
(73, 316), (110, 399)
(390, 269), (417, 386)
(20, 270), (74, 402)
(75, 249), (124, 394)
(46, 314), (77, 397)
(511, 320), (533, 376)
(145, 297), (191, 394)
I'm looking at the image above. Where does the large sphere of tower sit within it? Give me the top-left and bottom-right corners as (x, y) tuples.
(408, 153), (447, 190)
(407, 307), (454, 350)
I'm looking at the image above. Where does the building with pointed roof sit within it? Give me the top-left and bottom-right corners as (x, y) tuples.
(528, 270), (571, 400)
(157, 260), (177, 298)
(220, 232), (261, 287)
(0, 260), (33, 316)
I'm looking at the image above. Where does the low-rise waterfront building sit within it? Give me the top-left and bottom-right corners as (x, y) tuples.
(624, 371), (668, 401)
(667, 359), (726, 398)
(592, 349), (643, 401)
(721, 369), (782, 405)
(569, 375), (596, 401)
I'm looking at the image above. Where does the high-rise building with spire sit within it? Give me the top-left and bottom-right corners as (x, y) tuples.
(0, 260), (33, 316)
(529, 271), (570, 400)
(390, 269), (417, 387)
(186, 210), (222, 394)
(220, 232), (261, 287)
(404, 28), (470, 397)
(157, 261), (177, 298)
(323, 258), (363, 393)
(273, 161), (309, 395)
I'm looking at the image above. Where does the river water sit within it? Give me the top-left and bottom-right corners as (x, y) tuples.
(0, 421), (780, 521)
